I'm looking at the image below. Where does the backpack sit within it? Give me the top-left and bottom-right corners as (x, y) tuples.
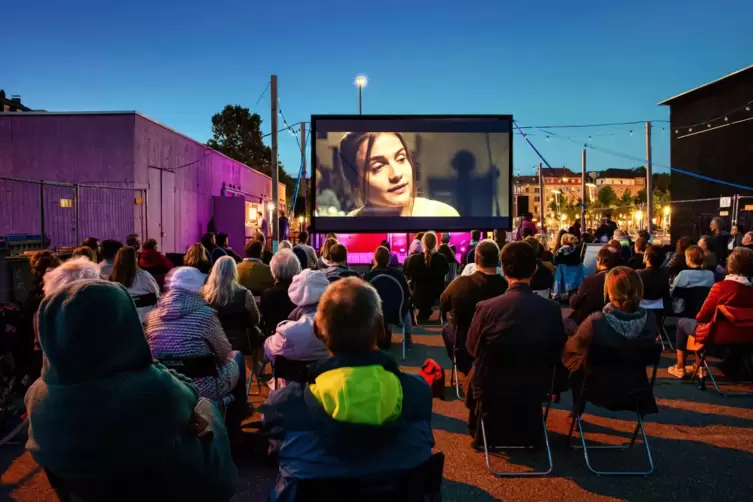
(419, 358), (445, 399)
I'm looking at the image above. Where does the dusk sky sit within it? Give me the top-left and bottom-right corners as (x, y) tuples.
(4, 0), (752, 182)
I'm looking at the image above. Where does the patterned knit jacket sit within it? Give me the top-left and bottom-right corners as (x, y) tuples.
(145, 289), (239, 397)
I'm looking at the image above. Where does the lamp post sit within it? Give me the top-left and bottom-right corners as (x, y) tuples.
(355, 75), (367, 114)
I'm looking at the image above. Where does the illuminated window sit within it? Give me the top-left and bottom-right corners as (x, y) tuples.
(60, 198), (73, 208)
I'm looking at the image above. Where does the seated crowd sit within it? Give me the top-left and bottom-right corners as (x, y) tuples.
(6, 217), (753, 501)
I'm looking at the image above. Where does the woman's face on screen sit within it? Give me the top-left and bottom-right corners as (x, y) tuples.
(358, 133), (413, 208)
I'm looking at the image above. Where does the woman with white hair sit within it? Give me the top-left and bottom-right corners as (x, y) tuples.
(203, 256), (261, 365)
(43, 256), (101, 297)
(145, 267), (243, 403)
(260, 249), (302, 334)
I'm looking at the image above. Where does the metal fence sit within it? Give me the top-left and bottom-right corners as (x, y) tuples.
(668, 194), (750, 242)
(0, 176), (146, 251)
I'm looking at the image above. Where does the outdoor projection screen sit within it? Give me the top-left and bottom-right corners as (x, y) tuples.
(311, 115), (513, 233)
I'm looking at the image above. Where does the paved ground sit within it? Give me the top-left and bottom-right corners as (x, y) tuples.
(3, 315), (753, 501)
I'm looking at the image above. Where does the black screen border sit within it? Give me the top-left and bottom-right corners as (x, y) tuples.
(310, 114), (514, 233)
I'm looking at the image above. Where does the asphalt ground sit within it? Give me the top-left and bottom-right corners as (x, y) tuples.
(3, 312), (753, 501)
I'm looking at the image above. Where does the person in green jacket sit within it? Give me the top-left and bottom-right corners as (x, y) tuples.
(25, 279), (238, 502)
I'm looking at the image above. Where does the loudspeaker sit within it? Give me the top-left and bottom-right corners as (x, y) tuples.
(516, 195), (530, 216)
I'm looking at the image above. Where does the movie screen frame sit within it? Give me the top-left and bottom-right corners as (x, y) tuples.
(310, 114), (514, 233)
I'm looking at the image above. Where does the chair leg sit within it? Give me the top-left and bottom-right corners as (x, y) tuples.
(701, 358), (753, 398)
(248, 352), (264, 396)
(574, 411), (654, 476)
(658, 320), (674, 351)
(452, 346), (463, 400)
(401, 323), (406, 361)
(480, 406), (553, 477)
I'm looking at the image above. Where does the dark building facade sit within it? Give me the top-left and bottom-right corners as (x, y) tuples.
(0, 90), (32, 112)
(659, 65), (753, 241)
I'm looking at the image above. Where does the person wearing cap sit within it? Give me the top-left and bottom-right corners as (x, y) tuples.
(264, 269), (331, 379)
(25, 280), (238, 501)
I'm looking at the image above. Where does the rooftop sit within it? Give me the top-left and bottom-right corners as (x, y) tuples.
(658, 64), (753, 105)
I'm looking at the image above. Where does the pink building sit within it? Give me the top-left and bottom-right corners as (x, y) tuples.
(0, 112), (285, 254)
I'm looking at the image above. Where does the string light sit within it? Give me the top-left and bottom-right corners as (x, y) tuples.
(629, 130), (633, 136)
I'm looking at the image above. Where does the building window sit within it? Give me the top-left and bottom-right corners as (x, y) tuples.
(534, 187), (540, 193)
(534, 196), (540, 202)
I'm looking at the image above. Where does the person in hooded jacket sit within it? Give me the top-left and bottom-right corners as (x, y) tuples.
(564, 266), (659, 415)
(553, 233), (581, 267)
(262, 278), (434, 502)
(25, 280), (238, 502)
(264, 269), (330, 371)
(145, 267), (243, 400)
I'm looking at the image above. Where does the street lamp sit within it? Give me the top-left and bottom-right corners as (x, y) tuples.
(355, 75), (368, 114)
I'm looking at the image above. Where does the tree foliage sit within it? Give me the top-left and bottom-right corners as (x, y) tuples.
(619, 189), (635, 207)
(207, 105), (297, 205)
(597, 185), (617, 207)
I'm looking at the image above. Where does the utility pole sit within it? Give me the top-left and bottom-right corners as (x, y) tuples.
(300, 122), (307, 231)
(645, 121), (654, 238)
(538, 163), (545, 231)
(581, 149), (587, 233)
(271, 75), (279, 252)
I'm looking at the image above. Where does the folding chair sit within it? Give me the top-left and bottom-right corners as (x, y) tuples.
(216, 308), (264, 397)
(272, 356), (315, 389)
(446, 320), (463, 401)
(295, 452), (444, 502)
(158, 353), (234, 417)
(476, 342), (565, 477)
(640, 299), (673, 350)
(690, 345), (753, 397)
(567, 343), (662, 476)
(368, 274), (408, 361)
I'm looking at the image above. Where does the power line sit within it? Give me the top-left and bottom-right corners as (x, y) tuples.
(254, 81), (271, 107)
(518, 120), (652, 129)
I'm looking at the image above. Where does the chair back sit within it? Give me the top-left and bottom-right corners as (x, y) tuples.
(293, 246), (309, 269)
(131, 292), (157, 308)
(295, 452), (444, 502)
(445, 262), (458, 285)
(674, 286), (711, 318)
(157, 353), (218, 380)
(273, 356), (314, 385)
(368, 274), (405, 324)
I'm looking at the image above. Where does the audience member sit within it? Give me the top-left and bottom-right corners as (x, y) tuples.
(569, 246), (620, 325)
(138, 239), (174, 291)
(146, 267), (243, 402)
(238, 240), (275, 296)
(730, 224), (744, 249)
(110, 247), (161, 323)
(318, 237), (338, 269)
(537, 235), (554, 262)
(72, 246), (97, 262)
(43, 257), (101, 297)
(260, 249), (302, 334)
(553, 233), (581, 266)
(554, 230), (567, 254)
(515, 213), (537, 241)
(253, 231), (275, 265)
(666, 236), (692, 279)
(279, 240), (293, 251)
(465, 242), (566, 437)
(264, 269), (330, 368)
(563, 267), (659, 414)
(408, 232), (426, 256)
(741, 231), (753, 251)
(569, 218), (582, 239)
(464, 230), (482, 264)
(437, 232), (458, 264)
(262, 278), (434, 501)
(669, 247), (753, 379)
(126, 233), (141, 252)
(82, 237), (102, 262)
(14, 251), (60, 390)
(594, 213), (618, 242)
(216, 233), (243, 264)
(202, 232), (226, 266)
(405, 232), (450, 322)
(638, 245), (671, 311)
(98, 240), (123, 279)
(364, 246), (413, 345)
(379, 239), (401, 267)
(440, 240), (508, 374)
(709, 216), (731, 265)
(698, 235), (725, 277)
(524, 237), (555, 291)
(322, 244), (360, 282)
(203, 256), (261, 363)
(628, 237), (648, 270)
(184, 243), (211, 275)
(670, 245), (716, 314)
(613, 230), (633, 262)
(294, 231), (318, 269)
(26, 280), (237, 500)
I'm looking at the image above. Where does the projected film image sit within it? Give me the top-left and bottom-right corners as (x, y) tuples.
(312, 116), (512, 232)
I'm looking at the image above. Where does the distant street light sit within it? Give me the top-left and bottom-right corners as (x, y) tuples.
(355, 75), (368, 114)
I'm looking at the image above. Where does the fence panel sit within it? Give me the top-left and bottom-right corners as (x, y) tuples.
(43, 184), (78, 250)
(0, 178), (42, 238)
(736, 196), (753, 232)
(78, 186), (144, 244)
(669, 198), (731, 243)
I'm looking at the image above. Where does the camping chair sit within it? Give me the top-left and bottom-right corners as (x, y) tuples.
(443, 312), (463, 401)
(295, 452), (445, 502)
(131, 292), (158, 309)
(567, 343), (662, 476)
(368, 274), (408, 361)
(157, 354), (234, 418)
(476, 341), (565, 477)
(641, 299), (673, 350)
(690, 343), (753, 397)
(217, 309), (264, 397)
(272, 356), (315, 389)
(671, 286), (712, 319)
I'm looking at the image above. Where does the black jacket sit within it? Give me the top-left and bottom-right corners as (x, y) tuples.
(638, 267), (671, 310)
(404, 253), (450, 311)
(569, 270), (609, 325)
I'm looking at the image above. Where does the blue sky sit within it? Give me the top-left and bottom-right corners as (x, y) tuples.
(3, 0), (752, 181)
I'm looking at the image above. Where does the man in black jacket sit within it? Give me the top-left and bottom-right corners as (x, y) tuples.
(569, 246), (620, 325)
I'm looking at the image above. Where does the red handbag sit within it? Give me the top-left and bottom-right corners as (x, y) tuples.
(419, 358), (446, 400)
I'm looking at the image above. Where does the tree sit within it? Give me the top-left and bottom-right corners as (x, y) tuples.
(597, 185), (617, 207)
(207, 105), (297, 205)
(635, 188), (647, 204)
(619, 189), (635, 207)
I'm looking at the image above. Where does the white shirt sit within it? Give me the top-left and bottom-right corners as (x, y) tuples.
(462, 263), (503, 277)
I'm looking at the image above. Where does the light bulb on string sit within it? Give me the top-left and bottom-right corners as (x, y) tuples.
(707, 124), (711, 128)
(675, 129), (679, 134)
(629, 130), (633, 136)
(724, 117), (729, 122)
(747, 106), (751, 111)
(688, 128), (693, 132)
(546, 136), (549, 142)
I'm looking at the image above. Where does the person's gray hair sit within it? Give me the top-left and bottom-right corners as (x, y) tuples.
(314, 277), (383, 353)
(43, 256), (100, 296)
(270, 248), (302, 281)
